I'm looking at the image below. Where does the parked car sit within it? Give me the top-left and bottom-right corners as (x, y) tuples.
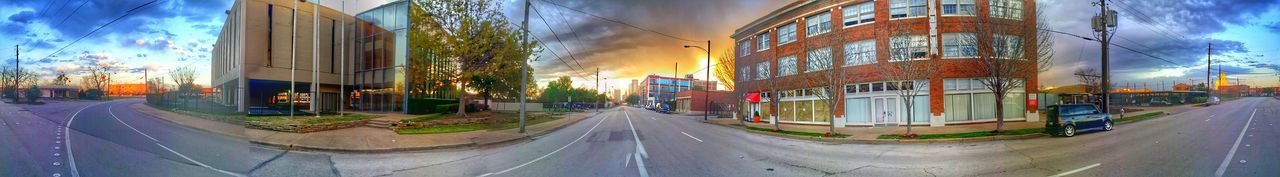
(1149, 98), (1171, 106)
(1205, 96), (1221, 106)
(1045, 104), (1114, 137)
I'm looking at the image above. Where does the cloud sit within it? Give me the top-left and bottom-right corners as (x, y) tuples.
(1266, 21), (1280, 33)
(7, 10), (36, 24)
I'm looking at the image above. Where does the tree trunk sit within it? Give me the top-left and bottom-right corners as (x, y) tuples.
(457, 82), (468, 117)
(771, 92), (781, 131)
(905, 99), (913, 135)
(994, 92), (1006, 133)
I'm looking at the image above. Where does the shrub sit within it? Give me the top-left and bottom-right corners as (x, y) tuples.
(26, 86), (41, 103)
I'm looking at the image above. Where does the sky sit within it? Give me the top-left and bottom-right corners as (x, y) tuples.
(1, 0), (1278, 93)
(504, 0), (1280, 91)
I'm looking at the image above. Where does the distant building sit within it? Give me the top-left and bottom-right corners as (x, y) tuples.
(1172, 83), (1191, 91)
(638, 74), (716, 108)
(674, 90), (731, 114)
(108, 84), (148, 96)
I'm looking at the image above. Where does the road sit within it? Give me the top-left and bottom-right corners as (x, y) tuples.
(316, 97), (1278, 177)
(4, 97), (1275, 176)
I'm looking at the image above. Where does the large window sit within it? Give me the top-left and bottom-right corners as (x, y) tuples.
(943, 78), (1027, 122)
(739, 40), (751, 56)
(806, 47), (833, 72)
(891, 0), (928, 19)
(739, 66), (752, 81)
(778, 55), (798, 76)
(992, 34), (1024, 58)
(843, 39), (876, 66)
(842, 1), (875, 27)
(942, 33), (977, 58)
(805, 12), (832, 37)
(756, 61), (771, 80)
(990, 0), (1024, 20)
(778, 23), (797, 45)
(890, 35), (929, 61)
(757, 32), (771, 51)
(942, 0), (976, 16)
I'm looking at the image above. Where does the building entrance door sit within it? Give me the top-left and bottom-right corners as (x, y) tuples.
(873, 97), (900, 125)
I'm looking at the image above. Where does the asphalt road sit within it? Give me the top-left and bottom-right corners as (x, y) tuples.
(62, 99), (255, 177)
(323, 97), (1278, 177)
(6, 97), (1275, 176)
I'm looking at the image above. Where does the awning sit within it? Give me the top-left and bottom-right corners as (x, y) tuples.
(747, 93), (760, 103)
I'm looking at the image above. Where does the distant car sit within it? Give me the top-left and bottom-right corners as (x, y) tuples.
(1045, 104), (1114, 137)
(1149, 98), (1171, 106)
(1205, 96), (1221, 106)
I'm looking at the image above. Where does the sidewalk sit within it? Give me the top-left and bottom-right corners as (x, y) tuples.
(708, 103), (1202, 143)
(132, 103), (602, 152)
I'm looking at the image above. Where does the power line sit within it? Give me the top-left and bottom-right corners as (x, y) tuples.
(534, 0), (702, 43)
(1038, 28), (1183, 67)
(531, 4), (590, 79)
(39, 0), (166, 63)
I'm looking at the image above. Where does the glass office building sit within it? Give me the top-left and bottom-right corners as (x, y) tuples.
(352, 0), (458, 113)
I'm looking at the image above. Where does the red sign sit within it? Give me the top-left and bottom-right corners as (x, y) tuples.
(747, 93), (761, 103)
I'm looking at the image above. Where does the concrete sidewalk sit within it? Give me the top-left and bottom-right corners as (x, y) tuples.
(132, 103), (602, 152)
(708, 102), (1203, 143)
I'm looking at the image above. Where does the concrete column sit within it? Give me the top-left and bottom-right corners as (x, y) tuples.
(930, 114), (945, 127)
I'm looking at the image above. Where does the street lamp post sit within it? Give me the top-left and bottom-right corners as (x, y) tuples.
(683, 40), (711, 121)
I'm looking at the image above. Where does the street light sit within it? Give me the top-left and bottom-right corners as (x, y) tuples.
(683, 40), (711, 121)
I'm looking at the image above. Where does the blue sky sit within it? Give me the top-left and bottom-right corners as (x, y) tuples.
(1, 0), (1278, 90)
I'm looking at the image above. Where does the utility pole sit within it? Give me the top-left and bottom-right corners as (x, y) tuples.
(144, 68), (148, 94)
(339, 0), (346, 116)
(290, 0), (298, 118)
(313, 0), (320, 117)
(518, 0), (530, 133)
(1207, 42), (1212, 94)
(1092, 0), (1117, 113)
(673, 62), (677, 110)
(596, 67), (600, 112)
(13, 45), (18, 101)
(703, 40), (710, 121)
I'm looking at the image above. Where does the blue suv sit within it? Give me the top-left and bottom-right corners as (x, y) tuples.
(1045, 104), (1114, 137)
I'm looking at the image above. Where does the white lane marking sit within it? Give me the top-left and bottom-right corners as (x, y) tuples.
(107, 104), (244, 177)
(1215, 109), (1258, 177)
(624, 152), (632, 167)
(681, 132), (703, 142)
(65, 102), (104, 177)
(1206, 119), (1211, 122)
(479, 111), (613, 177)
(624, 111), (650, 177)
(650, 117), (656, 120)
(1048, 163), (1100, 177)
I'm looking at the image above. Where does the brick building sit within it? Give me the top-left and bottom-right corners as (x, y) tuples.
(732, 0), (1038, 126)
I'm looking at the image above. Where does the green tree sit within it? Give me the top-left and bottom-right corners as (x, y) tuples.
(414, 0), (536, 116)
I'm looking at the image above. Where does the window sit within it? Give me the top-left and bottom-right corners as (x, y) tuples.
(806, 47), (833, 72)
(756, 61), (770, 80)
(740, 66), (752, 81)
(891, 0), (928, 19)
(990, 0), (1024, 20)
(778, 55), (798, 76)
(842, 2), (875, 27)
(890, 35), (929, 61)
(778, 23), (797, 44)
(739, 40), (751, 56)
(942, 33), (977, 58)
(805, 12), (832, 36)
(843, 39), (876, 66)
(757, 32), (771, 51)
(992, 34), (1024, 58)
(942, 0), (976, 16)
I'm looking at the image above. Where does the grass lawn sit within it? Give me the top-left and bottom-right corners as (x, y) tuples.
(396, 112), (564, 134)
(400, 113), (448, 123)
(246, 114), (377, 125)
(877, 128), (1045, 140)
(1115, 111), (1164, 124)
(745, 126), (849, 138)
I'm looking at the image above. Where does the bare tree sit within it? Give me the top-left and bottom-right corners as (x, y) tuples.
(875, 21), (942, 135)
(713, 48), (736, 91)
(1073, 68), (1100, 94)
(170, 67), (198, 106)
(797, 22), (866, 135)
(963, 10), (1055, 132)
(1, 66), (38, 103)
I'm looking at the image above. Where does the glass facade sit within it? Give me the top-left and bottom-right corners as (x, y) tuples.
(352, 1), (460, 113)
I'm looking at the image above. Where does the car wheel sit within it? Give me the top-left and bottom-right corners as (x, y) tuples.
(1063, 125), (1076, 137)
(1104, 121), (1114, 131)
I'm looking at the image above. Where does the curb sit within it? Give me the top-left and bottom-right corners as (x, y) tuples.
(131, 103), (248, 140)
(704, 121), (1048, 144)
(255, 111), (603, 153)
